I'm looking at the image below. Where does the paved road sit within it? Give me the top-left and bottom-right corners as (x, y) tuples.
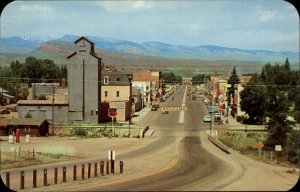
(87, 85), (232, 190)
(2, 85), (297, 191)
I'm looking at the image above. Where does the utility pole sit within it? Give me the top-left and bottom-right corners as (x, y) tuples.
(52, 86), (55, 134)
(141, 85), (144, 131)
(1, 79), (4, 106)
(210, 81), (215, 138)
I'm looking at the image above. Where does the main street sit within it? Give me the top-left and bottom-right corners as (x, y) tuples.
(95, 85), (230, 190)
(1, 85), (297, 191)
(84, 85), (298, 191)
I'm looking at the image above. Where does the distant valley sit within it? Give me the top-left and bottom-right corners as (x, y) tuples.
(1, 34), (299, 77)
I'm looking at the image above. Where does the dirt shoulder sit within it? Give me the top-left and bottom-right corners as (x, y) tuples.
(199, 131), (299, 191)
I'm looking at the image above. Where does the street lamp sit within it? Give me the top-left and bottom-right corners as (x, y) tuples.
(52, 86), (55, 135)
(141, 84), (144, 131)
(127, 73), (133, 137)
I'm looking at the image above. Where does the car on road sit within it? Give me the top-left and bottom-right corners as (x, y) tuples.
(203, 115), (211, 122)
(161, 108), (168, 114)
(151, 104), (159, 111)
(160, 96), (166, 102)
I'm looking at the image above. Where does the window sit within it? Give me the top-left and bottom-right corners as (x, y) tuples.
(117, 78), (120, 81)
(105, 91), (108, 97)
(116, 91), (120, 97)
(91, 110), (94, 116)
(104, 76), (109, 84)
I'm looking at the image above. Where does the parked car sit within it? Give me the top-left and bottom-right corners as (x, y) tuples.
(214, 115), (221, 122)
(151, 104), (159, 111)
(203, 115), (211, 122)
(0, 109), (10, 114)
(160, 96), (166, 102)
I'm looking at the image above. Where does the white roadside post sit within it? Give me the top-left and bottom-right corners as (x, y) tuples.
(9, 135), (14, 144)
(25, 135), (30, 143)
(275, 145), (282, 164)
(108, 150), (116, 174)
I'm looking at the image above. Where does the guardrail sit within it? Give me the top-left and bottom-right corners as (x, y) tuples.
(139, 124), (149, 138)
(207, 134), (230, 154)
(224, 128), (267, 132)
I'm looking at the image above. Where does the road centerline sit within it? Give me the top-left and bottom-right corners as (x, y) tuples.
(178, 86), (187, 124)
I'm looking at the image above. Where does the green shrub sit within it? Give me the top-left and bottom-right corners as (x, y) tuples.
(74, 128), (87, 136)
(283, 131), (300, 164)
(25, 111), (32, 118)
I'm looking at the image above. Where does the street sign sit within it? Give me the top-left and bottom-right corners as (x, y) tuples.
(115, 103), (125, 109)
(275, 145), (282, 151)
(108, 150), (116, 160)
(108, 108), (117, 117)
(256, 141), (264, 149)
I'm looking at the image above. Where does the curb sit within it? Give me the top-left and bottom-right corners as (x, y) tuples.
(206, 131), (230, 154)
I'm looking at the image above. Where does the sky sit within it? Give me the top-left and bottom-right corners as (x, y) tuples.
(1, 0), (299, 52)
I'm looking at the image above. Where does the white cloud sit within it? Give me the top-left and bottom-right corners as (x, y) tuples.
(257, 10), (278, 22)
(255, 6), (279, 22)
(96, 0), (152, 13)
(20, 4), (53, 12)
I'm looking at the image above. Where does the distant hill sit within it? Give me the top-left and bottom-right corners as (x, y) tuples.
(1, 34), (298, 76)
(2, 34), (299, 62)
(55, 34), (300, 63)
(0, 36), (42, 54)
(32, 40), (268, 77)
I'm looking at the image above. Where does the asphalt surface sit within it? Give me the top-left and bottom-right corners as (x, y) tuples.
(89, 85), (231, 191)
(1, 85), (298, 191)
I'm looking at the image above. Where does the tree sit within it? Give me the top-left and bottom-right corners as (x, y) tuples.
(162, 72), (175, 83)
(0, 56), (65, 102)
(192, 74), (208, 84)
(240, 59), (296, 147)
(284, 57), (290, 70)
(262, 63), (295, 147)
(227, 66), (240, 116)
(227, 66), (240, 85)
(240, 74), (266, 123)
(174, 75), (182, 83)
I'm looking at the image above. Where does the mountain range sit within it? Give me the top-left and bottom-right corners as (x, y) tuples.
(1, 34), (299, 63)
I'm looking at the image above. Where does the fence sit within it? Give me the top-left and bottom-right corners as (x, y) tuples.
(2, 159), (124, 190)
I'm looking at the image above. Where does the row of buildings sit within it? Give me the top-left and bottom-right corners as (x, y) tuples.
(16, 37), (164, 126)
(203, 74), (252, 117)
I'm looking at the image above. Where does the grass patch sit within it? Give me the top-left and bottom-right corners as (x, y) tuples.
(0, 151), (80, 169)
(218, 131), (299, 168)
(56, 126), (140, 138)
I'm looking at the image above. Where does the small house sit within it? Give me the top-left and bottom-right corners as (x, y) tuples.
(0, 118), (49, 137)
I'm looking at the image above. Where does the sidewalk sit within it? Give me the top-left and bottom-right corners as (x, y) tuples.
(130, 106), (151, 126)
(222, 115), (266, 131)
(130, 106), (155, 137)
